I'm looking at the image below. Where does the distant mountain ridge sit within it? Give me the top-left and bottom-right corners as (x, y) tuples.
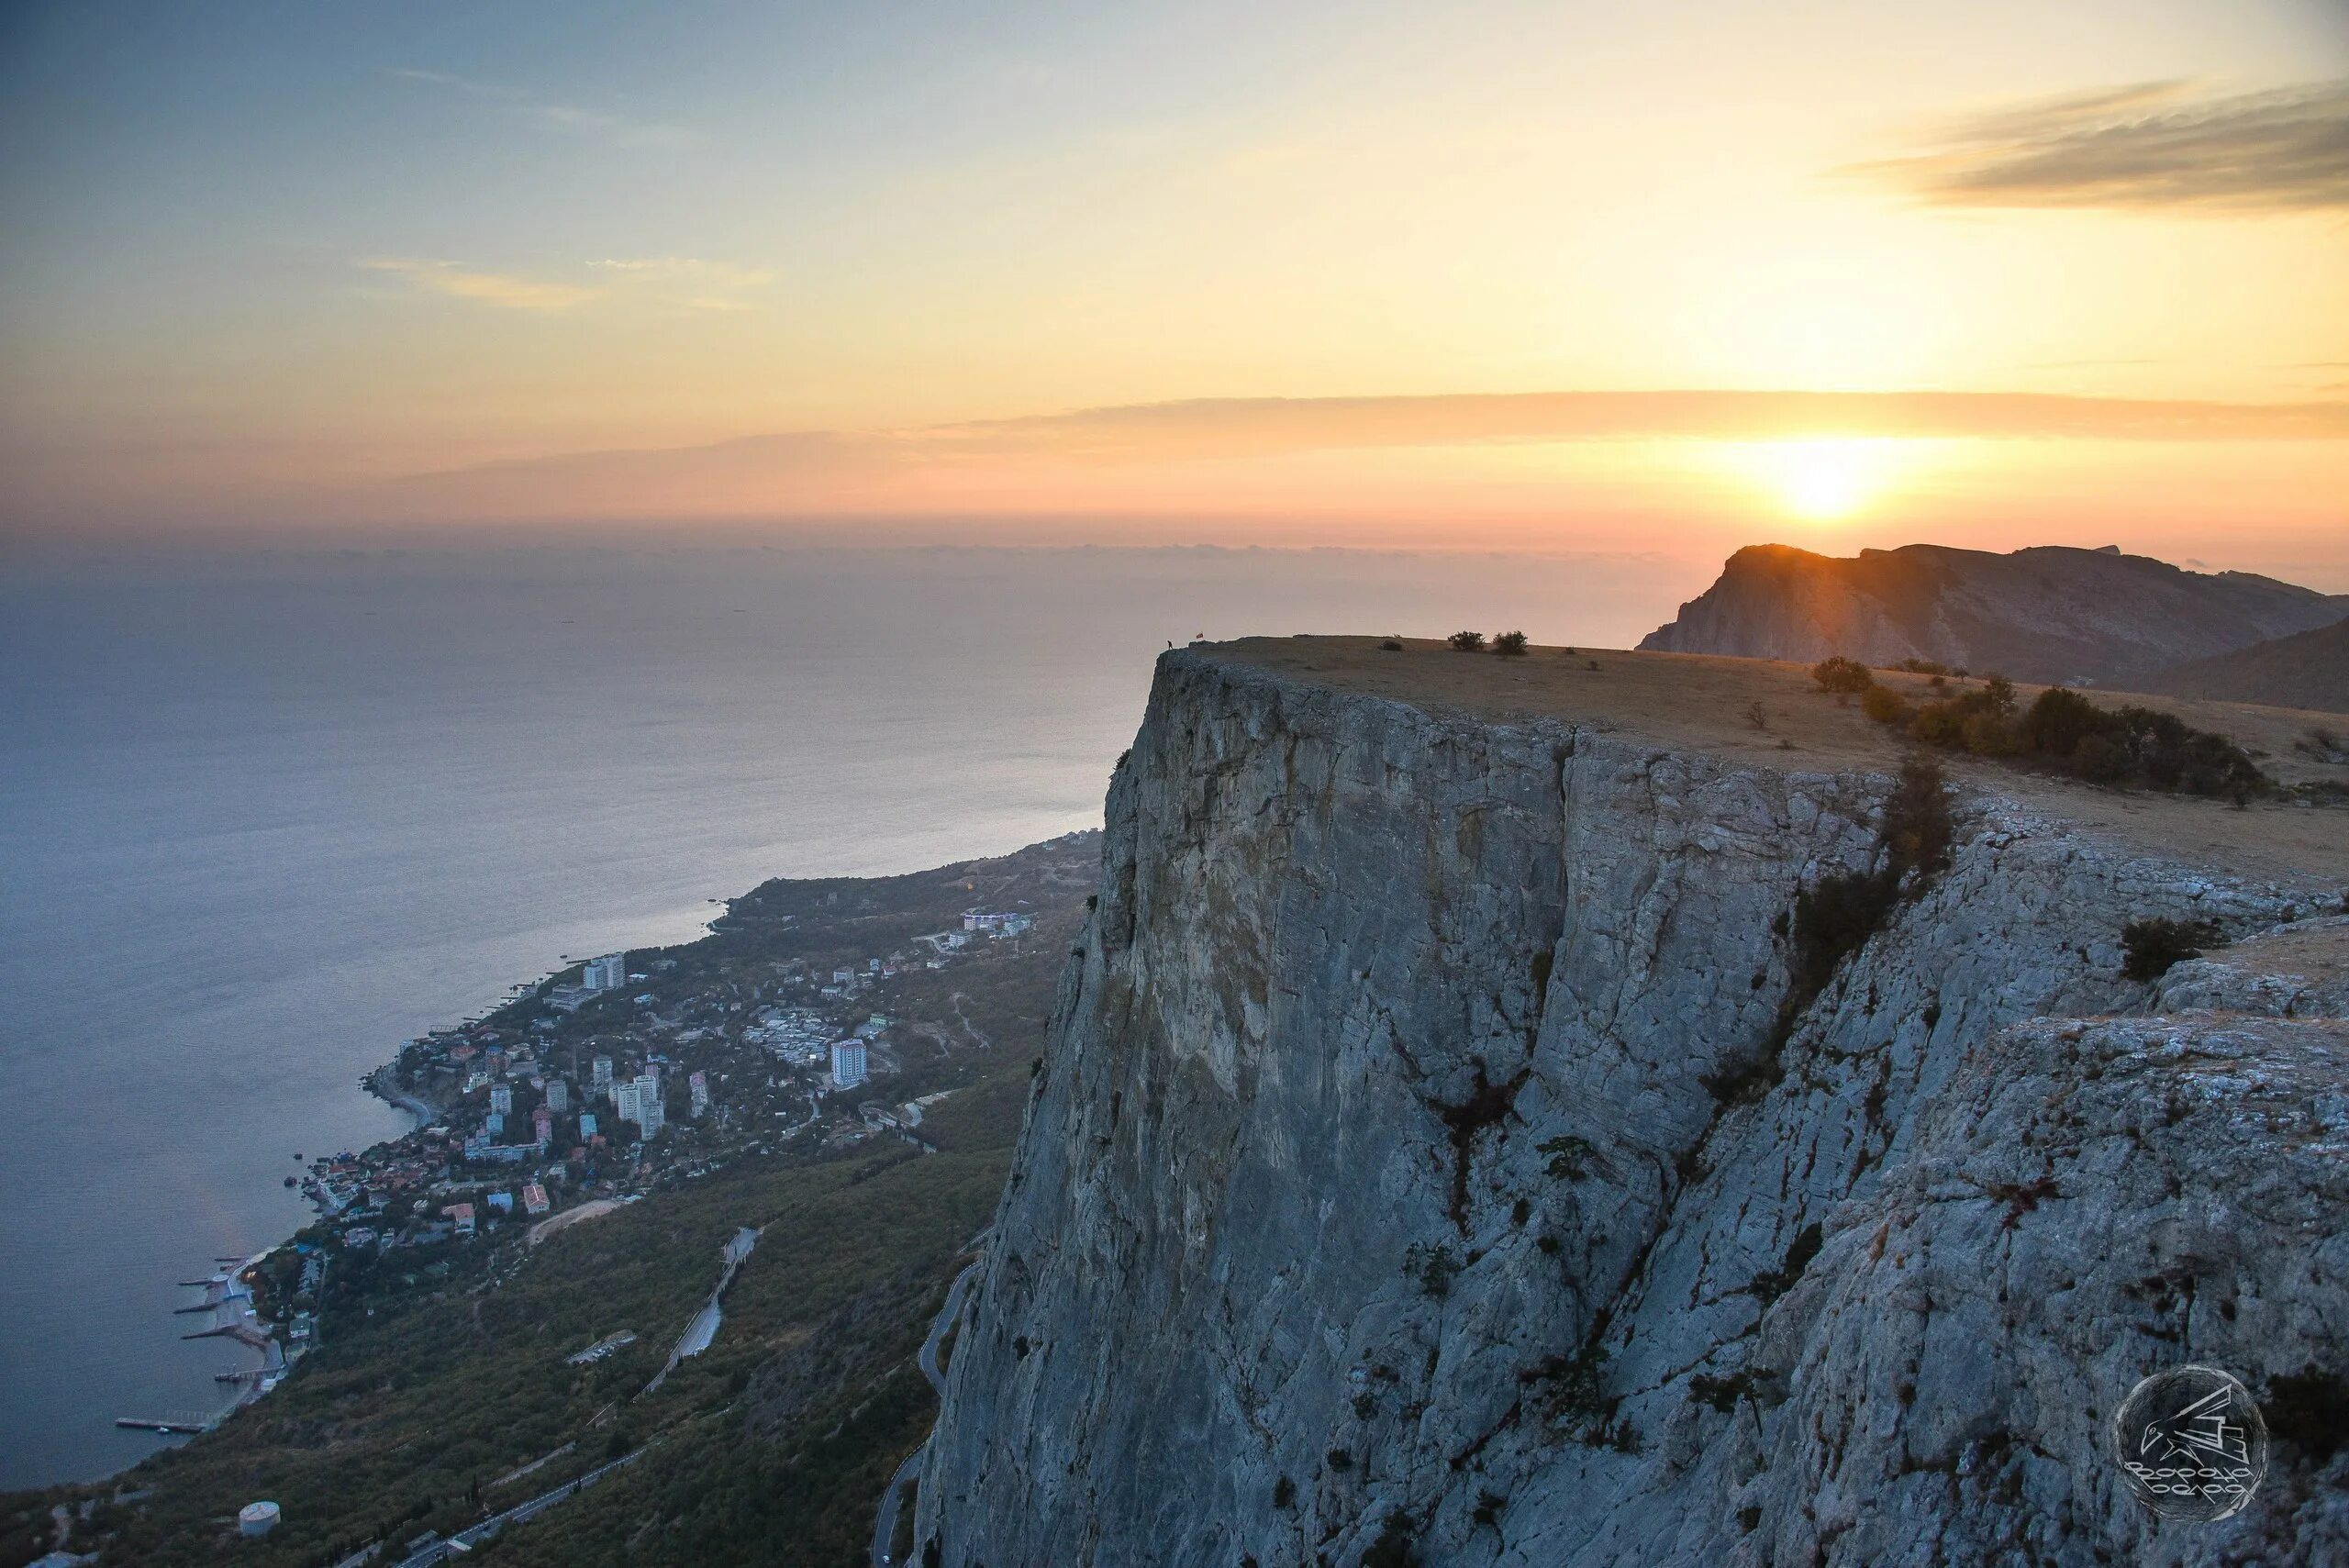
(1639, 541), (2349, 688)
(2137, 617), (2349, 714)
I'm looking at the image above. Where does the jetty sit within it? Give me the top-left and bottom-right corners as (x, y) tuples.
(183, 1321), (275, 1351)
(115, 1413), (215, 1434)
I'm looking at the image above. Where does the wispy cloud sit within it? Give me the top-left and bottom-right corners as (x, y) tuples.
(358, 258), (604, 312)
(358, 255), (775, 314)
(335, 386), (2349, 520)
(919, 390), (2349, 457)
(591, 257), (778, 286)
(387, 67), (705, 150)
(588, 256), (779, 310)
(1846, 78), (2349, 211)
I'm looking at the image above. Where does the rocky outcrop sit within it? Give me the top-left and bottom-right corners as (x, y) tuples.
(1637, 542), (2347, 687)
(914, 646), (2349, 1567)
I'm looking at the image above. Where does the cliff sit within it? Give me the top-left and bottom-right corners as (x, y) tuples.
(1637, 542), (2348, 687)
(914, 638), (2349, 1568)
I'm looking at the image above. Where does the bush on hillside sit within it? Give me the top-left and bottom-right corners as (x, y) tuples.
(2121, 917), (2227, 982)
(1493, 630), (1530, 657)
(1860, 686), (1910, 726)
(1447, 630), (1486, 652)
(1850, 677), (2267, 799)
(1811, 655), (1875, 695)
(1705, 756), (1952, 1108)
(2019, 686), (2103, 756)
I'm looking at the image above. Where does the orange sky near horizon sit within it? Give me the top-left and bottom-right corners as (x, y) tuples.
(1, 0), (2344, 582)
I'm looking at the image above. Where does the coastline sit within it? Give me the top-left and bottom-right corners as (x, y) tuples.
(134, 966), (605, 1467)
(11, 827), (1097, 1559)
(129, 1037), (501, 1459)
(365, 1064), (442, 1130)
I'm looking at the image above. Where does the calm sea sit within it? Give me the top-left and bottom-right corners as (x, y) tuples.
(0, 543), (1692, 1487)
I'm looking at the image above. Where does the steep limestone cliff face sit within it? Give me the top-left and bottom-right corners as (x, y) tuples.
(915, 648), (2348, 1567)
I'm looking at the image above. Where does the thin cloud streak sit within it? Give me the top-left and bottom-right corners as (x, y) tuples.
(358, 258), (604, 311)
(589, 256), (780, 289)
(1847, 78), (2349, 211)
(926, 390), (2349, 457)
(386, 67), (705, 150)
(357, 255), (775, 313)
(332, 387), (2349, 521)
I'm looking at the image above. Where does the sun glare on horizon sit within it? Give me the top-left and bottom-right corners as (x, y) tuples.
(1735, 437), (1913, 524)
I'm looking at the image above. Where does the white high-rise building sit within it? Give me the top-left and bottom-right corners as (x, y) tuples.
(614, 1080), (642, 1127)
(688, 1071), (709, 1118)
(545, 1078), (570, 1113)
(637, 1074), (665, 1137)
(583, 953), (626, 992)
(592, 1056), (614, 1098)
(489, 1084), (512, 1116)
(829, 1040), (868, 1091)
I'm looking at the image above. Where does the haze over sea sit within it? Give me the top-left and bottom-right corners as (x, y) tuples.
(0, 542), (1689, 1487)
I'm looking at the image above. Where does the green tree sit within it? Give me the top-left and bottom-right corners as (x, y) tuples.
(1810, 656), (1874, 695)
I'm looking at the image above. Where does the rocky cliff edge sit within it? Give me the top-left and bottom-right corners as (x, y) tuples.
(915, 639), (2349, 1568)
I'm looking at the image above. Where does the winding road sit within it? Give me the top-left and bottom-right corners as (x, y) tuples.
(872, 1258), (983, 1568)
(387, 1443), (651, 1566)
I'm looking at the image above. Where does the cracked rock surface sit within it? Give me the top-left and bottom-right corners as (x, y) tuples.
(915, 647), (2349, 1567)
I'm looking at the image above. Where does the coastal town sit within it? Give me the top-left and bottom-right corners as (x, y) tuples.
(36, 834), (1096, 1565)
(171, 839), (1086, 1434)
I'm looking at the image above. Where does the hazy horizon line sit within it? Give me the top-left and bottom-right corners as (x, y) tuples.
(406, 386), (2349, 489)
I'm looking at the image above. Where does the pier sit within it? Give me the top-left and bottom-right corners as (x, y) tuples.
(183, 1322), (275, 1351)
(160, 1244), (288, 1438)
(115, 1413), (215, 1434)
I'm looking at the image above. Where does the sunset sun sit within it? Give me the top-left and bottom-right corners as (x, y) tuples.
(1742, 437), (1909, 523)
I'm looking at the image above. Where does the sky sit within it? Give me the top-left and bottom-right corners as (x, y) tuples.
(1, 0), (2344, 578)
